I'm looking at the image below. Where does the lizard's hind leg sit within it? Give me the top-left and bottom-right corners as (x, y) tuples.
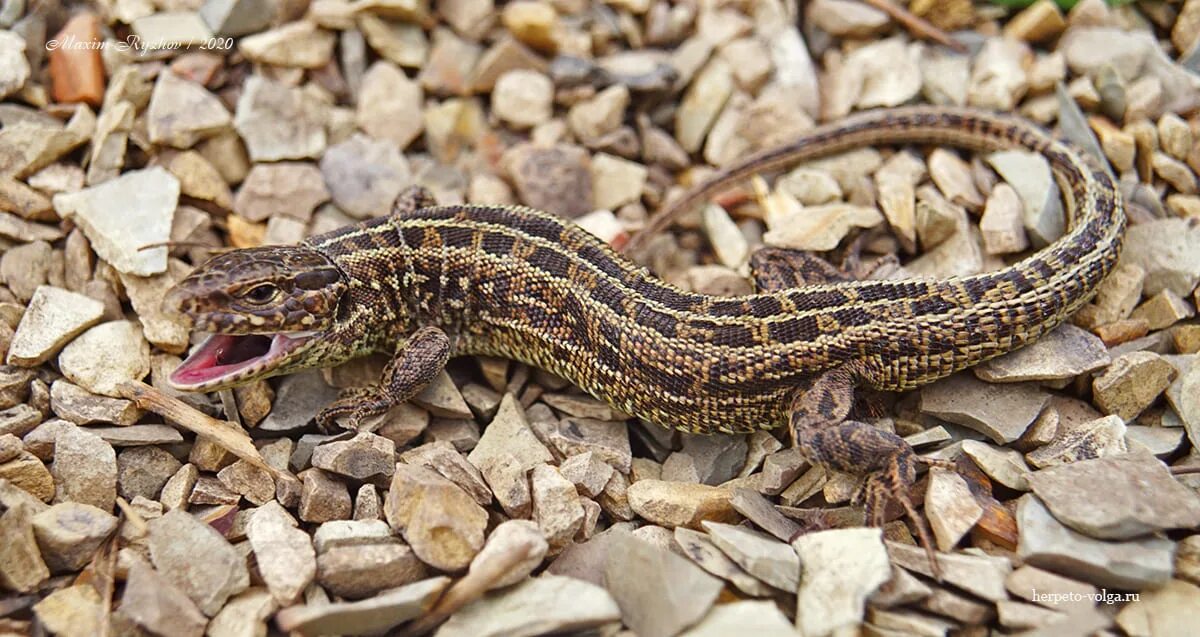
(789, 364), (941, 576)
(750, 247), (853, 292)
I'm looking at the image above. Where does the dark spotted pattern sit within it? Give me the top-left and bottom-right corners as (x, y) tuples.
(168, 106), (1124, 439)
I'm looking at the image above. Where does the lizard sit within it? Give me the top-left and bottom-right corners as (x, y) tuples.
(163, 105), (1125, 557)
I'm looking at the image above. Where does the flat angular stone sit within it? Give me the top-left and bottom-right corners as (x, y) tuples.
(233, 162), (329, 223)
(531, 463), (584, 546)
(539, 417), (632, 473)
(925, 468), (983, 551)
(260, 372), (339, 433)
(702, 521), (799, 591)
(275, 576), (450, 635)
(604, 532), (722, 637)
(53, 167), (178, 276)
(673, 527), (772, 597)
(437, 574), (620, 637)
(319, 134), (409, 219)
(627, 480), (737, 529)
(357, 61), (423, 149)
(148, 509), (249, 616)
(207, 588), (276, 637)
(976, 324), (1109, 383)
(239, 21), (335, 68)
(33, 584), (105, 637)
(233, 76), (327, 162)
(1006, 564), (1097, 610)
(1116, 579), (1200, 637)
(299, 468), (351, 523)
(503, 143), (593, 218)
(662, 433), (747, 486)
(792, 528), (891, 637)
(311, 431), (395, 484)
(469, 519), (548, 589)
(920, 373), (1049, 443)
(1092, 351), (1176, 421)
(987, 149), (1063, 246)
(122, 558), (207, 637)
(247, 502), (315, 605)
(57, 320), (150, 397)
(117, 446), (182, 501)
(1016, 494), (1173, 590)
(147, 71), (231, 148)
(548, 453), (608, 502)
(30, 501), (118, 572)
(1026, 414), (1127, 468)
(313, 519), (392, 553)
(51, 425), (116, 512)
(0, 404), (41, 437)
(1028, 453), (1200, 540)
(0, 451), (55, 502)
(217, 459), (274, 506)
(887, 540), (1012, 602)
(6, 286), (103, 367)
(200, 0), (272, 36)
(1121, 218), (1200, 297)
(317, 543), (427, 599)
(0, 501), (49, 592)
(400, 441), (491, 505)
(411, 370), (471, 418)
(384, 463), (487, 571)
(961, 439), (1031, 490)
(679, 600), (798, 637)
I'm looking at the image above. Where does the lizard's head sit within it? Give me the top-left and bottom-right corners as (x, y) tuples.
(164, 246), (348, 391)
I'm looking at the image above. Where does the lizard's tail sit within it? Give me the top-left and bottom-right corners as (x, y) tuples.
(627, 106), (1126, 390)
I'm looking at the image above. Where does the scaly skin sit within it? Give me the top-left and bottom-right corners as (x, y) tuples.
(164, 106), (1125, 563)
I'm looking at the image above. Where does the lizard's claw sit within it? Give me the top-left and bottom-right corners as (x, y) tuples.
(315, 386), (392, 431)
(857, 448), (944, 581)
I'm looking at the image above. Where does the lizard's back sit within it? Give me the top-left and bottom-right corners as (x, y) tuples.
(313, 149), (1121, 434)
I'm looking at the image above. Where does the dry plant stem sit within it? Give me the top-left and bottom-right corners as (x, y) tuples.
(116, 380), (283, 481)
(90, 534), (119, 637)
(860, 0), (969, 53)
(400, 541), (538, 637)
(1170, 465), (1200, 476)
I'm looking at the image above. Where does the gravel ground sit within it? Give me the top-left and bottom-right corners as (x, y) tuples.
(1, 0), (1200, 635)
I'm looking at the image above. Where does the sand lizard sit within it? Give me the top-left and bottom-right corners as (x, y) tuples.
(164, 106), (1125, 551)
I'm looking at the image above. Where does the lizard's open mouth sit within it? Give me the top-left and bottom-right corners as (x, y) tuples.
(169, 331), (317, 390)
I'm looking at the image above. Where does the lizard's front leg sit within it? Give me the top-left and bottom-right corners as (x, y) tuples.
(316, 326), (451, 429)
(789, 364), (941, 575)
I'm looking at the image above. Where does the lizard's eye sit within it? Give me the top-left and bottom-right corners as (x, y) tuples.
(241, 283), (280, 304)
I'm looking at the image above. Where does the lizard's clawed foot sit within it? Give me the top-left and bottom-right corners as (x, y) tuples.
(315, 386), (393, 431)
(858, 447), (944, 580)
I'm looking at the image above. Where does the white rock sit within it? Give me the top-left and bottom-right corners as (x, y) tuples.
(591, 153), (647, 211)
(491, 70), (553, 129)
(848, 38), (922, 109)
(987, 150), (1064, 247)
(58, 321), (150, 397)
(436, 575), (620, 637)
(792, 528), (891, 637)
(1016, 494), (1173, 590)
(7, 286), (104, 367)
(702, 521), (799, 591)
(0, 31), (31, 99)
(925, 468), (983, 551)
(53, 167), (179, 276)
(679, 600), (795, 636)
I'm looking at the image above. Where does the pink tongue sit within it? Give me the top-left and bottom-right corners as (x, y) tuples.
(169, 334), (270, 386)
